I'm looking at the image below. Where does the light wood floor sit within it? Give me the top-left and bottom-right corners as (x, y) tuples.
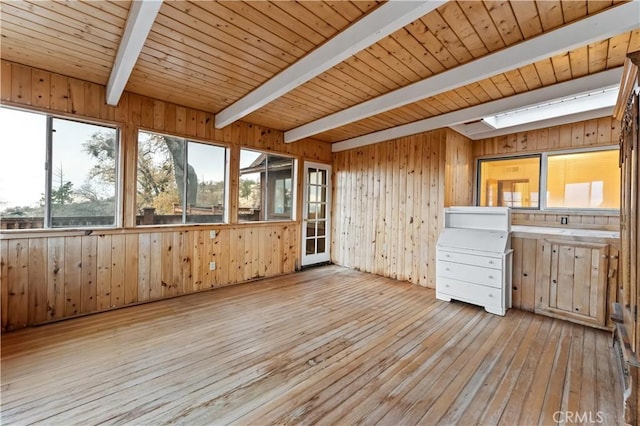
(1, 265), (623, 425)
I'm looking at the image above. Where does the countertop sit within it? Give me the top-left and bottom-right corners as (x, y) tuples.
(511, 225), (620, 242)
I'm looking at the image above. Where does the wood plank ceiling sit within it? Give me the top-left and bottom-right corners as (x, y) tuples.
(1, 1), (639, 145)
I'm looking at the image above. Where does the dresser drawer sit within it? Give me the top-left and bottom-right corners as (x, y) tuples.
(437, 250), (501, 269)
(437, 260), (502, 289)
(437, 277), (503, 309)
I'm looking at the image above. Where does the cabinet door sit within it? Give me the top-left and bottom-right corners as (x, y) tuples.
(536, 240), (609, 327)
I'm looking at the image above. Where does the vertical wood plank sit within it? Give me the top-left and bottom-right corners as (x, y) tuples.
(137, 233), (151, 302)
(192, 230), (203, 291)
(110, 234), (126, 307)
(182, 231), (193, 294)
(161, 232), (174, 297)
(1, 61), (12, 101)
(124, 234), (139, 305)
(11, 63), (31, 105)
(31, 69), (51, 109)
(1, 240), (8, 330)
(549, 244), (559, 308)
(557, 245), (575, 311)
(218, 228), (230, 286)
(96, 235), (112, 310)
(520, 238), (537, 311)
(512, 237), (524, 309)
(7, 239), (29, 330)
(149, 232), (163, 299)
(28, 238), (47, 325)
(47, 237), (65, 320)
(67, 78), (84, 115)
(535, 240), (552, 311)
(81, 235), (97, 314)
(84, 82), (101, 118)
(50, 74), (70, 113)
(63, 236), (82, 317)
(572, 246), (591, 316)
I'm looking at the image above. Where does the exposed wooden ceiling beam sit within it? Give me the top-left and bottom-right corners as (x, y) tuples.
(331, 68), (623, 152)
(287, 0), (640, 144)
(106, 0), (163, 106)
(214, 0), (446, 129)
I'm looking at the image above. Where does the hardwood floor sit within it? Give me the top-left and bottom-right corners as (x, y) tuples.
(1, 265), (623, 425)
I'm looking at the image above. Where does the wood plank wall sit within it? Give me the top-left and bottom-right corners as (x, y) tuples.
(0, 226), (297, 330)
(0, 60), (331, 331)
(473, 117), (622, 230)
(331, 129), (473, 288)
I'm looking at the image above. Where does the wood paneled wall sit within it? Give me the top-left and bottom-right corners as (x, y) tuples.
(331, 129), (472, 288)
(0, 60), (331, 331)
(0, 225), (297, 331)
(473, 116), (621, 230)
(472, 116), (621, 157)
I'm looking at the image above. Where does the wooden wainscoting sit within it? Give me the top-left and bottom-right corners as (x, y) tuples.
(0, 224), (298, 331)
(1, 266), (622, 425)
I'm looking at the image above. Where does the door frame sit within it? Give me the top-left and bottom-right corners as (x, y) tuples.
(301, 161), (332, 267)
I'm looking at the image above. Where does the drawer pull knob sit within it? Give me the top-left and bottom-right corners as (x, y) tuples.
(488, 294), (493, 298)
(488, 260), (494, 264)
(445, 254), (450, 257)
(445, 267), (450, 271)
(488, 275), (494, 279)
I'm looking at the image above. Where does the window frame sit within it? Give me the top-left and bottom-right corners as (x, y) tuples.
(135, 129), (230, 227)
(475, 145), (620, 214)
(0, 106), (122, 230)
(238, 148), (297, 223)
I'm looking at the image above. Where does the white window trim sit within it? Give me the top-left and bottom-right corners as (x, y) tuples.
(475, 145), (620, 214)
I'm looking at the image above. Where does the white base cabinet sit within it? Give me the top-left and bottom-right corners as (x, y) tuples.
(436, 207), (513, 316)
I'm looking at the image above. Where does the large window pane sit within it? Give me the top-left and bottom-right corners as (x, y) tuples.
(137, 131), (227, 225)
(0, 108), (46, 229)
(546, 150), (620, 209)
(50, 118), (118, 227)
(239, 149), (295, 222)
(266, 155), (294, 220)
(478, 156), (540, 208)
(0, 108), (118, 229)
(186, 141), (226, 224)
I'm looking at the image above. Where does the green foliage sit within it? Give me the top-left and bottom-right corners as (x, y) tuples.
(51, 181), (74, 206)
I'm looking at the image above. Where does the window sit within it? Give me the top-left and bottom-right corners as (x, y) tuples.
(478, 156), (540, 208)
(137, 131), (227, 225)
(239, 149), (295, 222)
(0, 107), (119, 229)
(477, 147), (619, 211)
(546, 150), (620, 209)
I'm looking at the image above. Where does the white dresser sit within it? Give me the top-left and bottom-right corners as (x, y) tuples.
(436, 207), (513, 316)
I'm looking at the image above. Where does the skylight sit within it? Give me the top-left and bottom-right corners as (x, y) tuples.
(482, 86), (620, 130)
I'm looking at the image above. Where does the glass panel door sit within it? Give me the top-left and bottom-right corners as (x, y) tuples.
(302, 162), (331, 266)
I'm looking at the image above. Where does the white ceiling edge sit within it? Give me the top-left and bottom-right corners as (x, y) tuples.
(331, 67), (623, 153)
(287, 0), (640, 143)
(449, 106), (614, 140)
(106, 0), (163, 106)
(214, 0), (446, 129)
